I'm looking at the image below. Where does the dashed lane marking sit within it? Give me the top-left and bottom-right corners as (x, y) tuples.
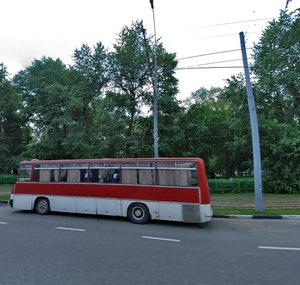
(258, 246), (300, 251)
(56, 227), (86, 232)
(142, 235), (181, 242)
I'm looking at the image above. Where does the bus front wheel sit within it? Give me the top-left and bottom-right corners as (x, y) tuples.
(35, 198), (50, 215)
(127, 203), (150, 224)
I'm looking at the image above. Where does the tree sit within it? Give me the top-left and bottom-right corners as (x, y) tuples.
(66, 42), (110, 158)
(0, 63), (29, 172)
(181, 87), (235, 177)
(252, 9), (300, 123)
(221, 75), (253, 177)
(13, 57), (73, 159)
(252, 9), (300, 192)
(108, 20), (153, 155)
(108, 20), (180, 157)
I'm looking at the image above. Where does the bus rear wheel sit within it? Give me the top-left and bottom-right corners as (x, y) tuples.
(127, 203), (150, 224)
(35, 198), (50, 215)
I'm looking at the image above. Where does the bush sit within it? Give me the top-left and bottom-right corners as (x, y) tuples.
(208, 178), (254, 193)
(0, 174), (17, 184)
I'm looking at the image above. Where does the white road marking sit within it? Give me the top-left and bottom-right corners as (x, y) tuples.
(142, 235), (181, 242)
(258, 246), (300, 251)
(0, 221), (7, 225)
(56, 227), (86, 232)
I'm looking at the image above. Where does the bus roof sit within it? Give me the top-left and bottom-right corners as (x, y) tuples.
(20, 157), (204, 164)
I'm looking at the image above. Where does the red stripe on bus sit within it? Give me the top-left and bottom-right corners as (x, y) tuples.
(14, 183), (202, 204)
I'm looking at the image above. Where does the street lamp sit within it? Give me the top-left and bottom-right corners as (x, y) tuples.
(149, 0), (159, 157)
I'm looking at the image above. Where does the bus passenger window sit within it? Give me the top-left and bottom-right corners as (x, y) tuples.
(67, 170), (80, 183)
(139, 169), (156, 185)
(90, 169), (99, 183)
(121, 169), (137, 184)
(59, 170), (68, 182)
(191, 170), (198, 186)
(112, 170), (120, 183)
(39, 170), (51, 182)
(98, 169), (108, 183)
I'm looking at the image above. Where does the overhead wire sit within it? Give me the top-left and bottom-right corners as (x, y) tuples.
(178, 58), (243, 68)
(177, 49), (248, 61)
(175, 15), (276, 71)
(176, 66), (244, 70)
(196, 17), (275, 28)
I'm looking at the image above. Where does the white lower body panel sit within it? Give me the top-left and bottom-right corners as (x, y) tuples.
(11, 194), (212, 223)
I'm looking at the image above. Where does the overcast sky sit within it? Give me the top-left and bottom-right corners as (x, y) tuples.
(1, 0), (299, 99)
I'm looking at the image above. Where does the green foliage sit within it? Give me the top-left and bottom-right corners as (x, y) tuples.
(0, 63), (30, 172)
(0, 174), (17, 184)
(208, 178), (254, 193)
(253, 10), (300, 193)
(108, 20), (180, 156)
(261, 121), (300, 193)
(253, 10), (300, 123)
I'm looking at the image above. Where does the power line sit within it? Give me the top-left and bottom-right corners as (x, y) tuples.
(177, 49), (250, 61)
(180, 59), (242, 69)
(196, 17), (275, 28)
(176, 66), (244, 70)
(195, 31), (261, 40)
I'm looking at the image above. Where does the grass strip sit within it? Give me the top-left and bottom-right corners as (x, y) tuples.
(213, 208), (300, 215)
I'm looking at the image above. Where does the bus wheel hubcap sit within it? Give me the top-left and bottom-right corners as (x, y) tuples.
(39, 201), (47, 211)
(133, 207), (144, 219)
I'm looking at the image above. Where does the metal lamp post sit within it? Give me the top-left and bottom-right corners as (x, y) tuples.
(149, 0), (159, 157)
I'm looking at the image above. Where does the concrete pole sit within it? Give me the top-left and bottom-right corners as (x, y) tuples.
(150, 0), (159, 157)
(239, 32), (264, 212)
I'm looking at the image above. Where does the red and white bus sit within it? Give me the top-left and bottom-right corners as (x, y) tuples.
(10, 157), (212, 224)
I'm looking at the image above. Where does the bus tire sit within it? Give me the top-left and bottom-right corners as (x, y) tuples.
(127, 203), (150, 224)
(35, 197), (50, 215)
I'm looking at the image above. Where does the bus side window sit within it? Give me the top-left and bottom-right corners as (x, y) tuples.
(112, 169), (120, 183)
(191, 170), (198, 186)
(139, 169), (156, 185)
(18, 168), (31, 182)
(98, 169), (108, 183)
(67, 169), (80, 183)
(39, 170), (51, 182)
(158, 169), (193, 187)
(90, 169), (99, 183)
(59, 170), (68, 182)
(121, 169), (137, 184)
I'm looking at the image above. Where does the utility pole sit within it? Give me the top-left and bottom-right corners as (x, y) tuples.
(285, 0), (292, 9)
(239, 32), (264, 212)
(149, 0), (159, 157)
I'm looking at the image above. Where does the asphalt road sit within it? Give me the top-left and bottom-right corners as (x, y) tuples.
(1, 205), (300, 285)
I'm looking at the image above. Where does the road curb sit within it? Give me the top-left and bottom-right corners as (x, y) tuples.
(213, 214), (300, 220)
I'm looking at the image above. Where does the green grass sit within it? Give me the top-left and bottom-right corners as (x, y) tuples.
(213, 208), (300, 215)
(0, 184), (12, 201)
(0, 184), (13, 191)
(0, 194), (10, 201)
(212, 192), (300, 215)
